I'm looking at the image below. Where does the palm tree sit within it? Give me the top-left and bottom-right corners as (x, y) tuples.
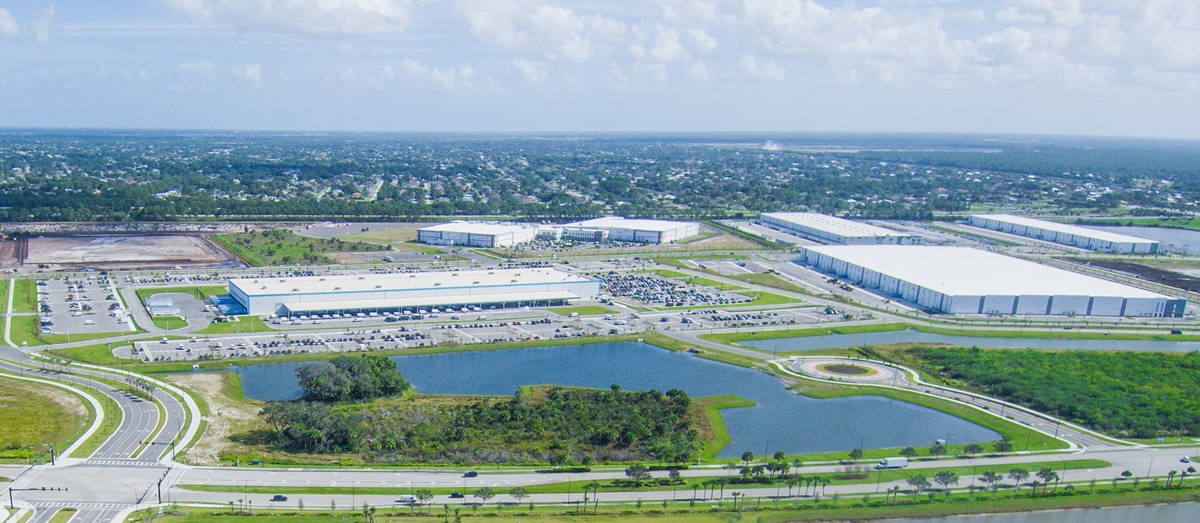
(741, 451), (754, 467)
(791, 458), (803, 478)
(786, 478), (797, 498)
(1008, 468), (1030, 494)
(583, 481), (600, 514)
(993, 440), (1012, 455)
(1035, 468), (1058, 494)
(980, 471), (1001, 497)
(933, 470), (959, 498)
(906, 473), (930, 502)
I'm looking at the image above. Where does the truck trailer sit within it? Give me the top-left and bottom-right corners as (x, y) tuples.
(874, 457), (909, 469)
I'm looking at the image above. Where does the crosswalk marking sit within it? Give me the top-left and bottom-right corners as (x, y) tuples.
(34, 502), (128, 509)
(82, 459), (161, 467)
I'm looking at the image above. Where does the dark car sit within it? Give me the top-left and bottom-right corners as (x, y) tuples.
(271, 495), (288, 502)
(449, 492), (465, 499)
(462, 471), (478, 478)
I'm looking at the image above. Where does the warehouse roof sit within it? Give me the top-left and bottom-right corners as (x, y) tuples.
(762, 212), (910, 238)
(418, 221), (537, 235)
(281, 290), (581, 313)
(804, 245), (1167, 298)
(569, 216), (696, 232)
(971, 214), (1157, 245)
(230, 268), (594, 297)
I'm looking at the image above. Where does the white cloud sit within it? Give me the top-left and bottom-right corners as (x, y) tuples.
(511, 58), (549, 83)
(400, 58), (475, 89)
(162, 0), (416, 36)
(457, 0), (630, 62)
(235, 63), (263, 86)
(688, 61), (715, 81)
(29, 6), (55, 44)
(630, 27), (689, 62)
(739, 55), (785, 82)
(0, 9), (20, 39)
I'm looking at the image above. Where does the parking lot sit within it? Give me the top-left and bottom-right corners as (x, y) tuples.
(36, 274), (134, 336)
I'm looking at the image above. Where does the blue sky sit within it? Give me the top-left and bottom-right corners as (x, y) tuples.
(1, 0), (1198, 137)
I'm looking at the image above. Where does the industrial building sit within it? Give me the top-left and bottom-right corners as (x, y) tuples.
(759, 213), (922, 245)
(416, 221), (539, 248)
(800, 245), (1186, 317)
(968, 214), (1159, 254)
(564, 217), (700, 244)
(227, 268), (601, 316)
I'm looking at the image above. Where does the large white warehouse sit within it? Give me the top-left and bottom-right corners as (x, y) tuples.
(416, 222), (539, 248)
(565, 217), (700, 244)
(800, 245), (1186, 317)
(760, 212), (922, 245)
(228, 268), (600, 316)
(968, 214), (1158, 254)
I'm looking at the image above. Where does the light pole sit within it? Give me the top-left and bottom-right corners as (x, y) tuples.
(764, 440), (772, 459)
(125, 485), (138, 505)
(1145, 451), (1155, 479)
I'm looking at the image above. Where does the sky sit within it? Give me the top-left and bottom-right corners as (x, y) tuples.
(1, 0), (1199, 138)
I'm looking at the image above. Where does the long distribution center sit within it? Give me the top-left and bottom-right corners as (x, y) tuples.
(416, 222), (539, 248)
(800, 245), (1186, 317)
(565, 217), (700, 244)
(759, 212), (922, 245)
(228, 268), (601, 316)
(968, 214), (1158, 253)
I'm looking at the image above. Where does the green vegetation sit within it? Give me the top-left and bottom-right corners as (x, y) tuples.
(704, 322), (1200, 346)
(47, 508), (77, 523)
(0, 278), (10, 314)
(729, 272), (812, 294)
(194, 316), (273, 335)
(1074, 216), (1200, 232)
(152, 316), (189, 330)
(877, 347), (1200, 438)
(12, 278), (36, 313)
(135, 285), (228, 302)
(258, 383), (698, 465)
(549, 305), (618, 317)
(212, 229), (387, 266)
(295, 356), (411, 402)
(0, 375), (90, 463)
(738, 291), (799, 307)
(693, 396), (756, 460)
(158, 478), (1200, 523)
(9, 315), (45, 346)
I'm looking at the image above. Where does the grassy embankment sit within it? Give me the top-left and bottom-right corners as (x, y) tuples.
(0, 374), (92, 463)
(211, 230), (387, 267)
(702, 322), (1200, 346)
(12, 277), (36, 313)
(135, 285), (228, 302)
(549, 305), (619, 317)
(153, 480), (1200, 523)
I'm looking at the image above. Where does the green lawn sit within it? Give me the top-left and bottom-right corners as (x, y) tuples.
(729, 273), (812, 295)
(47, 508), (77, 523)
(134, 483), (1200, 523)
(550, 306), (618, 317)
(9, 315), (45, 347)
(0, 374), (91, 463)
(12, 278), (36, 313)
(695, 396), (756, 460)
(0, 278), (10, 314)
(702, 322), (1200, 346)
(153, 316), (190, 330)
(212, 230), (387, 266)
(194, 316), (274, 335)
(136, 285), (228, 302)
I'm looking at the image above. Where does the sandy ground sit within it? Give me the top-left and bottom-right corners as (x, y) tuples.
(25, 235), (234, 265)
(40, 382), (88, 419)
(164, 373), (261, 466)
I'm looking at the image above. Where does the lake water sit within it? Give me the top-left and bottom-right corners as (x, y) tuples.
(235, 342), (999, 458)
(890, 502), (1199, 523)
(1083, 225), (1200, 255)
(740, 329), (1200, 352)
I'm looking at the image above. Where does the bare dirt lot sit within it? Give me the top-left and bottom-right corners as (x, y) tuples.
(164, 372), (261, 465)
(23, 235), (239, 269)
(1073, 259), (1200, 293)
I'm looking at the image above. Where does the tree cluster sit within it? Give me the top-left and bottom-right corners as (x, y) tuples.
(296, 356), (410, 403)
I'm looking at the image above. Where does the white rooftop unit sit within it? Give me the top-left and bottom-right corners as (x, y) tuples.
(800, 245), (1185, 317)
(968, 214), (1159, 254)
(759, 212), (921, 245)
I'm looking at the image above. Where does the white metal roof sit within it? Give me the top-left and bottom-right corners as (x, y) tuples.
(762, 213), (910, 238)
(569, 216), (697, 232)
(418, 221), (537, 236)
(231, 268), (593, 297)
(971, 214), (1157, 245)
(281, 290), (581, 313)
(804, 245), (1167, 298)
